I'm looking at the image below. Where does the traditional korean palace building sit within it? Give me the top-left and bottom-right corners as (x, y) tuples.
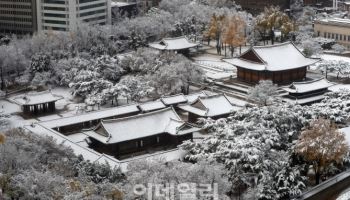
(13, 91), (63, 115)
(24, 91), (232, 166)
(178, 94), (241, 123)
(149, 36), (199, 54)
(224, 42), (320, 84)
(281, 78), (335, 105)
(84, 108), (200, 159)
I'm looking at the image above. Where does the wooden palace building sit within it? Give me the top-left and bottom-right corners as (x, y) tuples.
(224, 42), (320, 85)
(84, 108), (200, 159)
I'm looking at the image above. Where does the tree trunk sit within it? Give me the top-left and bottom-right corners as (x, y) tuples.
(315, 171), (321, 185)
(0, 67), (4, 90)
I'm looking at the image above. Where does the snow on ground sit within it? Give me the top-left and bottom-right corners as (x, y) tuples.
(193, 54), (236, 72)
(8, 115), (38, 129)
(0, 99), (21, 114)
(329, 84), (350, 92)
(50, 87), (76, 110)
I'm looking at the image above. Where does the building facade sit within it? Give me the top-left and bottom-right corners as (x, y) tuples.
(224, 42), (319, 84)
(37, 0), (111, 32)
(235, 0), (291, 14)
(0, 0), (38, 34)
(314, 18), (350, 49)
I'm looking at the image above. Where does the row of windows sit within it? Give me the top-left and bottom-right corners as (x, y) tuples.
(0, 10), (32, 15)
(0, 22), (33, 28)
(79, 9), (105, 17)
(43, 0), (66, 4)
(320, 31), (350, 42)
(79, 2), (105, 10)
(43, 13), (67, 18)
(83, 15), (106, 22)
(44, 19), (67, 24)
(0, 4), (32, 9)
(43, 6), (66, 11)
(0, 16), (33, 22)
(79, 0), (101, 4)
(43, 26), (66, 31)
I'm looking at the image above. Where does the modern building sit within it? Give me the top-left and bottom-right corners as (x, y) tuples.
(0, 0), (38, 34)
(235, 0), (291, 14)
(224, 42), (320, 84)
(314, 18), (350, 49)
(36, 0), (111, 32)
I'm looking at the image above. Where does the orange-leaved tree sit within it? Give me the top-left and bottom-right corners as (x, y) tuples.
(295, 118), (348, 185)
(205, 14), (226, 54)
(222, 15), (246, 57)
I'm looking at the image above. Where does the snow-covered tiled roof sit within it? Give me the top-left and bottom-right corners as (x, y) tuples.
(13, 91), (63, 106)
(282, 78), (334, 94)
(39, 104), (140, 128)
(149, 36), (199, 50)
(138, 100), (166, 112)
(161, 94), (188, 106)
(85, 108), (198, 144)
(224, 42), (320, 71)
(178, 94), (241, 117)
(185, 92), (208, 104)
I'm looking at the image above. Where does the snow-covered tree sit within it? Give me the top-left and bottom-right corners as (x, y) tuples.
(295, 118), (349, 184)
(332, 43), (346, 54)
(302, 39), (322, 57)
(248, 80), (278, 106)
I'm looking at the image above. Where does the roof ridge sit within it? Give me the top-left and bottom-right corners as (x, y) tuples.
(101, 107), (174, 124)
(292, 78), (328, 85)
(161, 93), (185, 98)
(253, 42), (291, 49)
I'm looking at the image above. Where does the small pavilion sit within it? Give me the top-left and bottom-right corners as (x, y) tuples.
(13, 91), (63, 115)
(282, 78), (334, 105)
(149, 36), (199, 54)
(178, 94), (241, 123)
(224, 42), (320, 84)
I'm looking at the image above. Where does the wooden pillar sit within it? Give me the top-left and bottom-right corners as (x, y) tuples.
(34, 104), (38, 115)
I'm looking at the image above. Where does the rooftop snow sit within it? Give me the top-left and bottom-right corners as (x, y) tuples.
(224, 42), (320, 71)
(316, 17), (350, 26)
(178, 94), (241, 117)
(283, 78), (334, 94)
(161, 94), (188, 105)
(185, 92), (208, 103)
(84, 108), (197, 144)
(39, 104), (140, 128)
(149, 36), (199, 50)
(13, 91), (63, 106)
(138, 100), (166, 112)
(111, 1), (136, 7)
